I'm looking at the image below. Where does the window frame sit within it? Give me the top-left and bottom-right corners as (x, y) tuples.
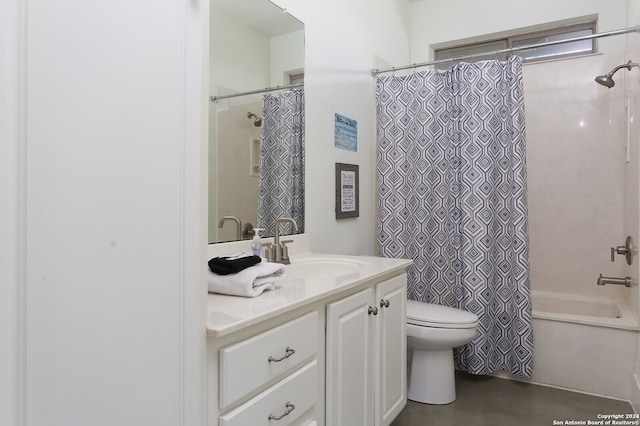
(433, 21), (596, 68)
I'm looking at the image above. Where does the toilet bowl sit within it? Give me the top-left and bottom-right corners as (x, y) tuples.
(406, 299), (478, 405)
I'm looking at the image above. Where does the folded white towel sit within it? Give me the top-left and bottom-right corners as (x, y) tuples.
(207, 261), (286, 297)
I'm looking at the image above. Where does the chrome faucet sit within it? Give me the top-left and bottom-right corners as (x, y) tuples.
(597, 274), (634, 287)
(610, 236), (636, 265)
(272, 217), (299, 264)
(218, 216), (242, 241)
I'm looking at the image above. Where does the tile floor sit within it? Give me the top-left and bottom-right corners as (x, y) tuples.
(391, 371), (635, 426)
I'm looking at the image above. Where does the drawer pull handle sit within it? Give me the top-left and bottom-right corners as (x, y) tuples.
(268, 347), (295, 363)
(268, 401), (295, 420)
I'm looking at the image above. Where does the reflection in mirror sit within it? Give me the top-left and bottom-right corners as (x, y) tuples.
(209, 0), (305, 243)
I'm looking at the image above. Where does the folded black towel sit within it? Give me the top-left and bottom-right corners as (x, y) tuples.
(208, 254), (262, 275)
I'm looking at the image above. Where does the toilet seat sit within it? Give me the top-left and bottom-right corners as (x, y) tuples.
(407, 299), (478, 329)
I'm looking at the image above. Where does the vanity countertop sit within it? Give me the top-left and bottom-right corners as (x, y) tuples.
(206, 251), (412, 337)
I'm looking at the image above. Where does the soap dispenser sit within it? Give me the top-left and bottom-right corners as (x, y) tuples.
(251, 228), (264, 257)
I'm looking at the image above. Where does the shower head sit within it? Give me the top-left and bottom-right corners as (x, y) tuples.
(595, 74), (615, 88)
(247, 112), (262, 127)
(595, 60), (639, 89)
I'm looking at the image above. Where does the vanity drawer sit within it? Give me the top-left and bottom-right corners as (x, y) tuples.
(219, 360), (317, 426)
(219, 311), (318, 408)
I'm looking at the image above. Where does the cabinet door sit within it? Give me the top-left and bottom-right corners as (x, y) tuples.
(375, 274), (407, 426)
(326, 288), (374, 426)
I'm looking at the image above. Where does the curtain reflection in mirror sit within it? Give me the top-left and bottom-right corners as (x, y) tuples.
(257, 89), (305, 237)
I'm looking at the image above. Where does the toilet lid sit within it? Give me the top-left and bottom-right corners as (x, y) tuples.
(406, 299), (478, 329)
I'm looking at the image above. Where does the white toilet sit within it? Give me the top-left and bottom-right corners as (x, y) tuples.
(406, 299), (479, 405)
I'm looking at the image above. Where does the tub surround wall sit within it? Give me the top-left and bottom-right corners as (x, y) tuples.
(625, 47), (640, 320)
(628, 46), (640, 412)
(214, 99), (261, 242)
(524, 53), (628, 300)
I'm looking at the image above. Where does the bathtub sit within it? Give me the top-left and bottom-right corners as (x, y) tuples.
(521, 291), (639, 399)
(532, 291), (637, 330)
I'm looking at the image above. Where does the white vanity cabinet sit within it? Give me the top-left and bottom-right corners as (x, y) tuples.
(211, 311), (321, 426)
(207, 246), (412, 426)
(326, 274), (407, 426)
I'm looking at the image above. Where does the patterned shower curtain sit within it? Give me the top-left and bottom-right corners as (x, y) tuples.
(257, 89), (305, 237)
(376, 57), (533, 378)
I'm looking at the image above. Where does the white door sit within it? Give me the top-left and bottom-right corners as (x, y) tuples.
(326, 289), (374, 426)
(375, 275), (407, 426)
(1, 1), (208, 425)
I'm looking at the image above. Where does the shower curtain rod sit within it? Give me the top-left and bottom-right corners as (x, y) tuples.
(210, 82), (304, 102)
(371, 25), (640, 76)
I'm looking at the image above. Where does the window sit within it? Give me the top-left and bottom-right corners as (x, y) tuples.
(434, 22), (596, 69)
(288, 72), (305, 85)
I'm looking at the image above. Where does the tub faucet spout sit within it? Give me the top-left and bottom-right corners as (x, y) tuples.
(597, 274), (632, 287)
(218, 216), (242, 241)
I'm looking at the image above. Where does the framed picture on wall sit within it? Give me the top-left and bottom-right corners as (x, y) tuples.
(335, 163), (359, 219)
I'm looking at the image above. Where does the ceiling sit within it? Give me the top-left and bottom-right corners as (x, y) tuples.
(212, 0), (304, 37)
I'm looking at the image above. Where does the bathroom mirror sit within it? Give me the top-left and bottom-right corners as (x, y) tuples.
(209, 0), (305, 243)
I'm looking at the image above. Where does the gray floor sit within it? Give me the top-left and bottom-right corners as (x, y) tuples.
(392, 371), (635, 426)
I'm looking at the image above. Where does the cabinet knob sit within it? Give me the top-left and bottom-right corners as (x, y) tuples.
(268, 402), (295, 420)
(380, 299), (390, 308)
(268, 346), (295, 363)
(368, 306), (378, 316)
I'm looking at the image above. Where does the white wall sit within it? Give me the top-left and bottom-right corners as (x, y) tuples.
(270, 30), (305, 85)
(210, 7), (271, 93)
(265, 0), (411, 255)
(1, 0), (209, 424)
(411, 0), (629, 62)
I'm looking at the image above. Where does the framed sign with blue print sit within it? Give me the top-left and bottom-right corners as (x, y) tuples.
(334, 114), (357, 152)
